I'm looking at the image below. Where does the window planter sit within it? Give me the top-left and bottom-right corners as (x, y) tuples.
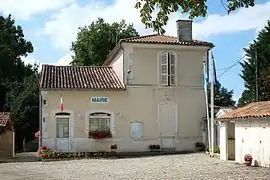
(88, 131), (112, 139)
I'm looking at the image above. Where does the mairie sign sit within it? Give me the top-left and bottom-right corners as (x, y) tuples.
(91, 96), (109, 104)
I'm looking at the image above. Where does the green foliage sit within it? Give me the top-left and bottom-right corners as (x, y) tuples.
(135, 0), (255, 34)
(207, 81), (235, 107)
(71, 18), (139, 66)
(206, 146), (220, 154)
(0, 15), (39, 147)
(239, 20), (270, 106)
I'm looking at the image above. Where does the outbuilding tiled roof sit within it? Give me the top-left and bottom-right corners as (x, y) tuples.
(0, 112), (10, 127)
(218, 101), (270, 120)
(40, 65), (125, 90)
(121, 34), (214, 47)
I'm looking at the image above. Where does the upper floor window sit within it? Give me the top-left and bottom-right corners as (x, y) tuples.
(159, 52), (177, 86)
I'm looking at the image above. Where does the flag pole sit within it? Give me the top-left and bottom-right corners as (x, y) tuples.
(203, 61), (211, 152)
(210, 51), (215, 157)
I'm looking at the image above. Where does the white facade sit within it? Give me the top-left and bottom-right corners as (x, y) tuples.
(220, 117), (270, 167)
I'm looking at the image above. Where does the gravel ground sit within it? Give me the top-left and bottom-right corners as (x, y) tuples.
(0, 153), (270, 180)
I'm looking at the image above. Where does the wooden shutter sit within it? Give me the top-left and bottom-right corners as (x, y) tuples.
(160, 53), (168, 85)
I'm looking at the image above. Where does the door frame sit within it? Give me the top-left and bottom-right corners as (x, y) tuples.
(52, 109), (74, 151)
(157, 101), (178, 137)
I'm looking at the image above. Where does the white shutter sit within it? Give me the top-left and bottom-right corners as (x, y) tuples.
(169, 53), (176, 85)
(160, 53), (168, 85)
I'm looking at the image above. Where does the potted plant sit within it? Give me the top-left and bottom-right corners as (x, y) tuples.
(110, 144), (117, 152)
(244, 154), (253, 166)
(149, 144), (161, 152)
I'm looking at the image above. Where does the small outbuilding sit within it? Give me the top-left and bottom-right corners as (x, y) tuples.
(0, 112), (15, 157)
(218, 101), (270, 167)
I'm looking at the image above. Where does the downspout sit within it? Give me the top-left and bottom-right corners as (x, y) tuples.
(39, 93), (42, 148)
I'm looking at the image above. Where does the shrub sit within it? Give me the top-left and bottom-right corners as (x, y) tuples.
(195, 142), (206, 151)
(206, 146), (220, 154)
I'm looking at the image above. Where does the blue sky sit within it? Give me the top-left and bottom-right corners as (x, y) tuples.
(1, 0), (270, 102)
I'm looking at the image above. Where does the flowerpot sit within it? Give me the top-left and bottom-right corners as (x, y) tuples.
(244, 161), (252, 166)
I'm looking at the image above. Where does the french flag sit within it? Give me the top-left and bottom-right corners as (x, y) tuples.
(60, 94), (64, 112)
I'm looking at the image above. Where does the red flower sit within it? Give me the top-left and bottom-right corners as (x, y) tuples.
(88, 131), (112, 139)
(244, 154), (253, 162)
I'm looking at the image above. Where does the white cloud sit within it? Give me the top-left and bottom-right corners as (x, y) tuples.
(0, 0), (75, 20)
(21, 56), (42, 72)
(56, 53), (73, 65)
(194, 2), (270, 38)
(40, 0), (270, 51)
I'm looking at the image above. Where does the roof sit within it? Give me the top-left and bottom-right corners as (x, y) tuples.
(103, 34), (214, 66)
(122, 34), (214, 47)
(40, 65), (125, 90)
(0, 112), (10, 127)
(216, 108), (233, 118)
(218, 101), (270, 120)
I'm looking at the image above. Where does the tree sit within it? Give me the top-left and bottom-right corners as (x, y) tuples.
(208, 81), (235, 107)
(71, 18), (139, 66)
(237, 89), (255, 107)
(0, 15), (39, 149)
(239, 20), (270, 106)
(135, 0), (255, 34)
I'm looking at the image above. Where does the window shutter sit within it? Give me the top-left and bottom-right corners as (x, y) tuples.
(170, 53), (176, 85)
(160, 53), (168, 85)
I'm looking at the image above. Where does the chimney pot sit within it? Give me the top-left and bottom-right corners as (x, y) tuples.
(176, 20), (192, 41)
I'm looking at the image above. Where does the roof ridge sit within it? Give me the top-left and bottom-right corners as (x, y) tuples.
(42, 64), (112, 68)
(122, 34), (159, 41)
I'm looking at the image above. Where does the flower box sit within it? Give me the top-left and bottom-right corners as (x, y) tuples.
(149, 144), (161, 151)
(88, 131), (112, 139)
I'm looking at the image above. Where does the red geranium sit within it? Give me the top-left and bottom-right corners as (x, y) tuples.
(88, 131), (112, 139)
(244, 154), (253, 162)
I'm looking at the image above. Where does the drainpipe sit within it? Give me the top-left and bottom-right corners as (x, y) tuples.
(39, 93), (43, 148)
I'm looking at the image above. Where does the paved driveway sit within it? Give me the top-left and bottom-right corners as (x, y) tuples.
(0, 153), (269, 180)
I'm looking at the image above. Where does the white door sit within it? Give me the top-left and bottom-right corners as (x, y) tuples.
(56, 116), (70, 151)
(158, 102), (177, 148)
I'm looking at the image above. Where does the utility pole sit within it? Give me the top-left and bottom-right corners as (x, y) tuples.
(255, 50), (259, 102)
(210, 51), (215, 157)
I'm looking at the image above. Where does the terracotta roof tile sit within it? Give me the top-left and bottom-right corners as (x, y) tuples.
(0, 112), (10, 127)
(122, 34), (214, 47)
(218, 101), (270, 120)
(40, 65), (125, 90)
(103, 34), (214, 66)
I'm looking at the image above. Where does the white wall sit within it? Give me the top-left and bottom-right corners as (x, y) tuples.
(234, 119), (270, 167)
(220, 121), (227, 160)
(111, 51), (124, 84)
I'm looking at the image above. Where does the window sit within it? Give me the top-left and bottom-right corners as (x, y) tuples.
(159, 52), (177, 86)
(131, 122), (144, 138)
(89, 112), (111, 132)
(56, 117), (69, 138)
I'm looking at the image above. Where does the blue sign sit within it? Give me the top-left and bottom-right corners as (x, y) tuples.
(91, 97), (109, 104)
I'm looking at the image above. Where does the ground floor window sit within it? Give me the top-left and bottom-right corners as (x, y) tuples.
(131, 122), (144, 138)
(89, 112), (111, 132)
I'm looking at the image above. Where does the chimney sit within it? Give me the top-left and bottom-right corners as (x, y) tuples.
(176, 20), (192, 41)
